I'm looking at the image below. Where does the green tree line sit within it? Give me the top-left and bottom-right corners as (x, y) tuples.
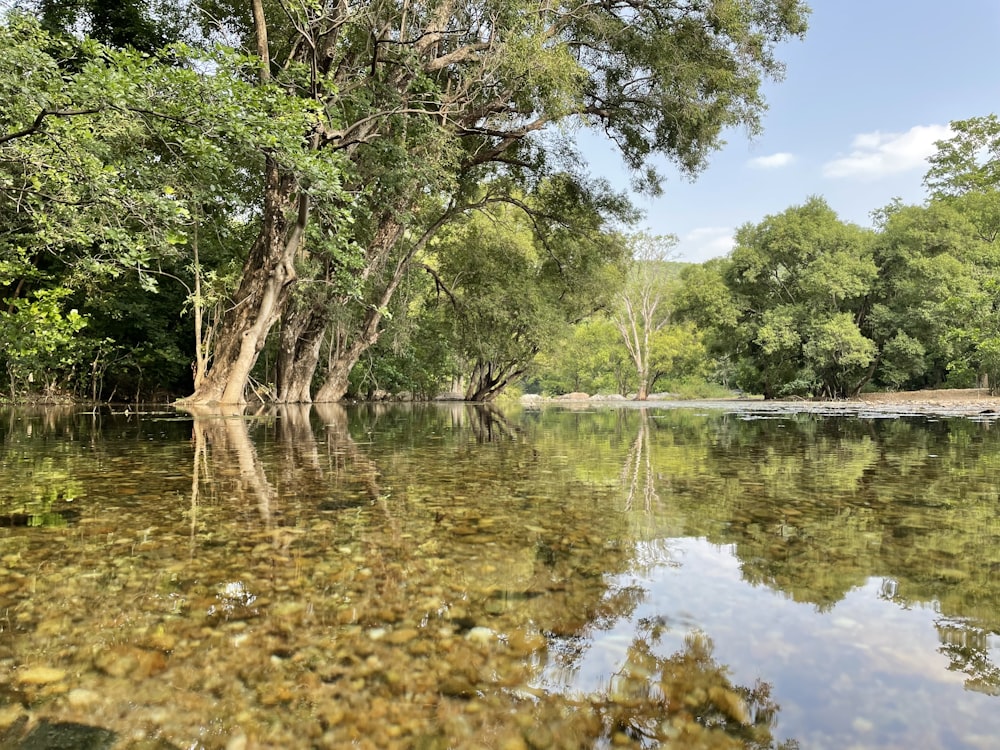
(672, 115), (1000, 399)
(18, 2), (999, 404)
(535, 116), (1000, 400)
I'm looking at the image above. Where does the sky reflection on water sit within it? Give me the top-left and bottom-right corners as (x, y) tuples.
(547, 537), (1000, 749)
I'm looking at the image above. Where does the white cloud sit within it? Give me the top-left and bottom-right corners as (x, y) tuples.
(823, 124), (954, 180)
(747, 152), (795, 169)
(677, 227), (735, 264)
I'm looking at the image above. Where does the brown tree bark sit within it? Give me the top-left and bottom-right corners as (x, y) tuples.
(314, 358), (351, 402)
(636, 379), (649, 401)
(275, 304), (326, 403)
(177, 162), (306, 405)
(464, 359), (529, 402)
(176, 2), (312, 406)
(311, 301), (401, 403)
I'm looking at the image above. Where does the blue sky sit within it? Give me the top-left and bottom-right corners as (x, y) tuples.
(580, 0), (1000, 263)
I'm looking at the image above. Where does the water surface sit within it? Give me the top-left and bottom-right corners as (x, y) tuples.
(1, 403), (999, 749)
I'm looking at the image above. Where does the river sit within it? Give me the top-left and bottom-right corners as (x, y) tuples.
(1, 402), (998, 749)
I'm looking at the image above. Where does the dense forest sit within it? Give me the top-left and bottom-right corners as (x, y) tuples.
(2, 2), (998, 404)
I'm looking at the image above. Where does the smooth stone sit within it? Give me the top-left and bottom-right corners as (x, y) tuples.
(386, 628), (419, 645)
(523, 725), (554, 749)
(94, 646), (166, 679)
(124, 739), (183, 749)
(507, 629), (546, 656)
(67, 688), (101, 708)
(0, 707), (24, 730)
(122, 737), (181, 750)
(14, 666), (66, 685)
(465, 627), (494, 646)
(439, 675), (476, 698)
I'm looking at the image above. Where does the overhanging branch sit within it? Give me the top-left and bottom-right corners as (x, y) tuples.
(0, 108), (103, 146)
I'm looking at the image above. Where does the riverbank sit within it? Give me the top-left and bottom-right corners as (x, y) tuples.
(523, 388), (1000, 418)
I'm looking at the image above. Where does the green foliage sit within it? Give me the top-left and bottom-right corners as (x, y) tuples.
(535, 284), (716, 398)
(665, 132), (1000, 400)
(0, 289), (87, 397)
(802, 312), (876, 394)
(877, 331), (926, 389)
(658, 376), (734, 400)
(648, 320), (712, 390)
(434, 182), (628, 400)
(1, 0), (813, 404)
(869, 196), (994, 391)
(536, 316), (634, 395)
(0, 13), (352, 400)
(35, 0), (189, 53)
(925, 115), (1000, 200)
(347, 272), (457, 400)
(713, 197), (877, 398)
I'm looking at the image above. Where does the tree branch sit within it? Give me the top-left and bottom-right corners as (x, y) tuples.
(418, 262), (459, 308)
(0, 108), (103, 146)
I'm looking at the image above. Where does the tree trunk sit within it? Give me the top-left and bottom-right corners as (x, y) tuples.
(178, 161), (306, 405)
(635, 369), (649, 401)
(308, 205), (457, 403)
(464, 360), (526, 402)
(275, 304), (327, 403)
(190, 211), (211, 392)
(314, 349), (358, 402)
(308, 216), (406, 402)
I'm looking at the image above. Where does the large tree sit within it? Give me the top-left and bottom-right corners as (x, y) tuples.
(865, 199), (985, 391)
(176, 0), (810, 404)
(0, 12), (354, 400)
(0, 1), (810, 404)
(919, 115), (1000, 388)
(720, 197), (877, 398)
(925, 114), (1000, 243)
(437, 177), (629, 401)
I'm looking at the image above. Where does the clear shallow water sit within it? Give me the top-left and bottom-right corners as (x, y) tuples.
(1, 403), (999, 749)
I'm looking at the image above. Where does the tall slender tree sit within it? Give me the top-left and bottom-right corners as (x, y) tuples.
(613, 233), (678, 400)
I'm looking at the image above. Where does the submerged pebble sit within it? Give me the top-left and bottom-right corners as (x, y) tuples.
(14, 666), (66, 685)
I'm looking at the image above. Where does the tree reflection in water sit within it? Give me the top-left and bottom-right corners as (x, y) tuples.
(182, 403), (277, 531)
(594, 623), (799, 749)
(529, 615), (797, 748)
(526, 407), (799, 749)
(622, 408), (659, 512)
(936, 618), (1000, 696)
(467, 403), (522, 443)
(11, 404), (1000, 745)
